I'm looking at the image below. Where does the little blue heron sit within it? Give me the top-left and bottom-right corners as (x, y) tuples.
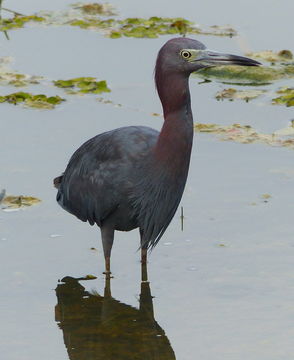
(54, 37), (259, 274)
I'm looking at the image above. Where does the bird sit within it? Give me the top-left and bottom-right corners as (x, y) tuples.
(54, 37), (260, 275)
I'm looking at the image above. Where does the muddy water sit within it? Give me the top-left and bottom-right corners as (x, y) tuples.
(1, 1), (294, 359)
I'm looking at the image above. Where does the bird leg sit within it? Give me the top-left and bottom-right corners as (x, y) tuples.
(141, 257), (148, 282)
(100, 225), (114, 276)
(141, 248), (147, 265)
(105, 257), (111, 274)
(104, 274), (111, 298)
(140, 229), (148, 282)
(140, 229), (148, 264)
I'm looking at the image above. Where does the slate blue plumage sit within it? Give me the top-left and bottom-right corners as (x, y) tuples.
(54, 37), (259, 274)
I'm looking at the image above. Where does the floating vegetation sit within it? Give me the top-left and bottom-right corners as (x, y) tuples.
(0, 15), (44, 32)
(285, 65), (294, 76)
(273, 120), (294, 136)
(96, 97), (121, 106)
(69, 16), (236, 38)
(0, 71), (41, 87)
(83, 274), (97, 280)
(0, 3), (237, 38)
(0, 92), (65, 109)
(112, 17), (194, 38)
(72, 2), (117, 16)
(246, 50), (293, 63)
(1, 73), (41, 87)
(261, 193), (271, 200)
(203, 24), (236, 37)
(36, 4), (236, 38)
(215, 88), (265, 102)
(0, 56), (42, 86)
(272, 87), (294, 107)
(0, 192), (41, 210)
(195, 64), (294, 85)
(68, 16), (195, 38)
(195, 122), (294, 150)
(54, 77), (110, 94)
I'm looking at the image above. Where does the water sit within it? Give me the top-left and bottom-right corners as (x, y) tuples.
(1, 1), (294, 359)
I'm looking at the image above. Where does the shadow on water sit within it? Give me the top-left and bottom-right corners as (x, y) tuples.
(55, 267), (176, 360)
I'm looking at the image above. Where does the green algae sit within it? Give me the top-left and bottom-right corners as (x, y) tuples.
(1, 194), (41, 209)
(0, 92), (65, 109)
(0, 72), (41, 87)
(195, 64), (294, 85)
(0, 56), (42, 87)
(272, 87), (294, 107)
(215, 86), (294, 107)
(73, 2), (117, 16)
(69, 16), (236, 38)
(215, 88), (265, 101)
(0, 15), (44, 31)
(195, 122), (294, 150)
(54, 77), (110, 94)
(36, 4), (236, 38)
(69, 17), (116, 30)
(116, 17), (195, 38)
(246, 50), (293, 63)
(69, 16), (194, 37)
(0, 3), (237, 38)
(284, 65), (294, 75)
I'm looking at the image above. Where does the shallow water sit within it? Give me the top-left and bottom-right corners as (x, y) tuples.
(1, 1), (294, 359)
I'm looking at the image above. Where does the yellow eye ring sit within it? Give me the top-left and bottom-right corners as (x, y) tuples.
(180, 50), (192, 59)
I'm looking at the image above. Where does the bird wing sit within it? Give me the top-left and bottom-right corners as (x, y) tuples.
(131, 169), (186, 250)
(56, 126), (158, 226)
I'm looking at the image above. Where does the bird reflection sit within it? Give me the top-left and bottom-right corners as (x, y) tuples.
(55, 266), (176, 360)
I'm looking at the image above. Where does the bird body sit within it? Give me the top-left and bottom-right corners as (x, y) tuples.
(55, 118), (192, 250)
(56, 126), (157, 231)
(55, 37), (259, 274)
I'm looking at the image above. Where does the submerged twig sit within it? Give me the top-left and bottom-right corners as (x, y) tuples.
(3, 29), (9, 39)
(2, 7), (24, 16)
(180, 206), (184, 231)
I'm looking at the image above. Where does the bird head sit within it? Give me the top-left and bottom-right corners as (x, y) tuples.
(155, 37), (260, 75)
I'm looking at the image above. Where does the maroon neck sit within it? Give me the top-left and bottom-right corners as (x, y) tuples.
(153, 70), (193, 175)
(155, 71), (191, 117)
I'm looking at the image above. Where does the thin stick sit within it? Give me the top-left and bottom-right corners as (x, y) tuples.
(180, 206), (184, 231)
(3, 29), (9, 39)
(2, 7), (24, 16)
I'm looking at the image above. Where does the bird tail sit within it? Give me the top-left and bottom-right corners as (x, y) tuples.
(53, 175), (63, 189)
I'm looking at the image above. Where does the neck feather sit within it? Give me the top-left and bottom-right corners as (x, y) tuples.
(153, 70), (193, 175)
(155, 70), (191, 117)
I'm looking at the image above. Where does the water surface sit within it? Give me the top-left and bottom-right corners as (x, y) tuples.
(1, 1), (294, 359)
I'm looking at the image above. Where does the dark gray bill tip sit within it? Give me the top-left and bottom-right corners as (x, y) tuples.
(225, 54), (261, 67)
(201, 51), (261, 67)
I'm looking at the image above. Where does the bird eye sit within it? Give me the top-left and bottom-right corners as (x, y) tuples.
(180, 50), (192, 59)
